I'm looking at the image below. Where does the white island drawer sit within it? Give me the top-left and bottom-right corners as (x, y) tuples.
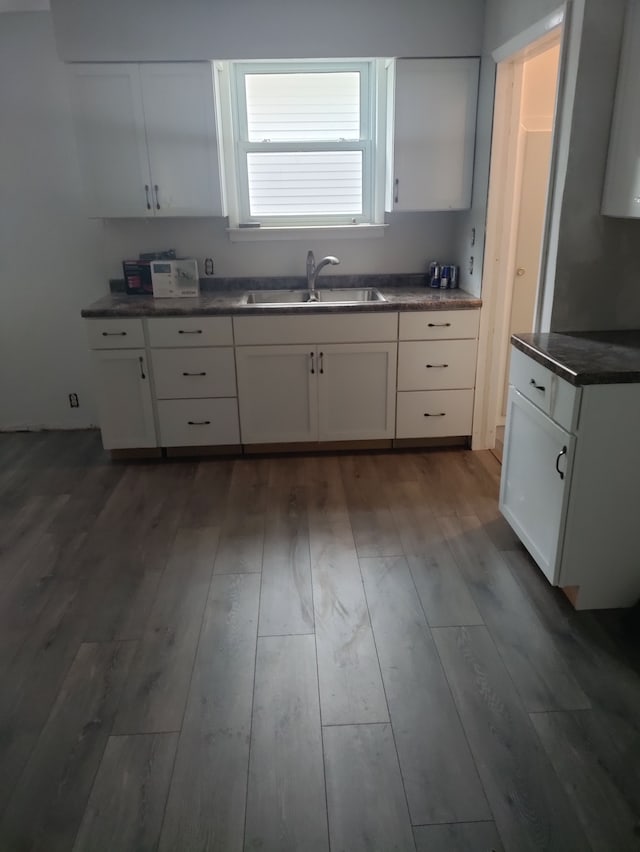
(86, 318), (145, 349)
(396, 389), (474, 437)
(157, 398), (240, 446)
(399, 309), (479, 341)
(510, 346), (580, 432)
(398, 339), (477, 390)
(148, 316), (233, 347)
(152, 348), (236, 399)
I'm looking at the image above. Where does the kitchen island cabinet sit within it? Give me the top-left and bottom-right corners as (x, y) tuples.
(501, 333), (640, 609)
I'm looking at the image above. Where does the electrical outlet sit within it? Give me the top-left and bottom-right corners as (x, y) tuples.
(69, 393), (79, 408)
(471, 227), (476, 246)
(468, 256), (474, 275)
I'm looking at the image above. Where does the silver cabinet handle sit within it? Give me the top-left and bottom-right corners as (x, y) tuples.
(423, 412), (446, 417)
(182, 371), (206, 376)
(178, 329), (203, 335)
(555, 445), (567, 480)
(188, 420), (211, 426)
(144, 184), (151, 210)
(530, 378), (546, 392)
(426, 363), (448, 369)
(394, 178), (399, 204)
(138, 356), (146, 380)
(102, 331), (127, 336)
(428, 322), (451, 328)
(310, 352), (315, 374)
(154, 184), (160, 210)
(319, 351), (324, 374)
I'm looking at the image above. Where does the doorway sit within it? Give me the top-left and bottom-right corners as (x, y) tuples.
(492, 36), (561, 461)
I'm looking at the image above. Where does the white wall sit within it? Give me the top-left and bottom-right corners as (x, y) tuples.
(49, 0), (484, 62)
(0, 12), (104, 429)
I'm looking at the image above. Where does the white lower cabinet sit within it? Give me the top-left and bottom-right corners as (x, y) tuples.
(90, 349), (157, 449)
(236, 315), (397, 444)
(156, 398), (239, 446)
(317, 344), (397, 441)
(235, 346), (318, 444)
(500, 389), (575, 584)
(501, 343), (640, 609)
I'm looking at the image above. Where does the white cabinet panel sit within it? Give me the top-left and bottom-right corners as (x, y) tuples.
(399, 309), (479, 341)
(152, 347), (236, 399)
(147, 316), (233, 348)
(398, 339), (477, 391)
(157, 398), (239, 446)
(69, 64), (151, 217)
(91, 349), (157, 449)
(509, 346), (580, 433)
(233, 313), (397, 346)
(500, 388), (574, 584)
(388, 58), (479, 211)
(140, 64), (223, 217)
(396, 389), (474, 438)
(318, 343), (397, 441)
(70, 62), (222, 218)
(85, 318), (145, 349)
(236, 346), (318, 444)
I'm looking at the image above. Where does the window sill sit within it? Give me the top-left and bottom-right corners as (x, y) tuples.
(226, 224), (388, 242)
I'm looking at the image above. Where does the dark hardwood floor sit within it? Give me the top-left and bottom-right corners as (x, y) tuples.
(1, 430), (639, 852)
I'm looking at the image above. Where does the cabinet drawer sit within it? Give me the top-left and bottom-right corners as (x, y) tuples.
(152, 348), (236, 399)
(157, 398), (240, 446)
(398, 339), (477, 390)
(396, 389), (474, 438)
(147, 316), (233, 347)
(233, 312), (398, 345)
(86, 318), (145, 349)
(509, 346), (580, 432)
(399, 309), (479, 341)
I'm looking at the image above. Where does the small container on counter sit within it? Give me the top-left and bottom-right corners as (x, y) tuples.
(429, 261), (441, 288)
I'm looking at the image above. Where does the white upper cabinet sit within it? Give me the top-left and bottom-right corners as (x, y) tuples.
(69, 63), (223, 218)
(386, 58), (479, 212)
(602, 0), (640, 217)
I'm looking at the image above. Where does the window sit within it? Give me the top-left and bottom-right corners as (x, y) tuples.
(217, 60), (387, 232)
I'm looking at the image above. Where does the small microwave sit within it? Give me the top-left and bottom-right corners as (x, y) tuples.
(150, 259), (199, 298)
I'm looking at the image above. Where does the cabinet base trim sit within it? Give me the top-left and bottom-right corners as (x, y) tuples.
(109, 448), (163, 461)
(243, 439), (393, 455)
(165, 444), (242, 457)
(393, 436), (470, 449)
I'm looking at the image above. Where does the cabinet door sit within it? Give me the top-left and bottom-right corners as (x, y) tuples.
(317, 343), (397, 441)
(69, 64), (152, 217)
(140, 63), (223, 217)
(91, 350), (157, 450)
(499, 388), (574, 585)
(236, 346), (318, 444)
(389, 58), (479, 211)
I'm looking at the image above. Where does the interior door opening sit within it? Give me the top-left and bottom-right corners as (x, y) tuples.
(488, 30), (562, 463)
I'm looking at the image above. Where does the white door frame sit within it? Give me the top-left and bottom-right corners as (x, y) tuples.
(471, 2), (581, 450)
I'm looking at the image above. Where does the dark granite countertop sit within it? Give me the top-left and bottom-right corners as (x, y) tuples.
(512, 331), (640, 385)
(81, 276), (481, 318)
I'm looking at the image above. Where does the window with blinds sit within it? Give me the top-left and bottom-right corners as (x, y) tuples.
(229, 61), (377, 226)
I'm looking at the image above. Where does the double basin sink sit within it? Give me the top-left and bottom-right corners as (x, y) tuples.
(244, 288), (386, 307)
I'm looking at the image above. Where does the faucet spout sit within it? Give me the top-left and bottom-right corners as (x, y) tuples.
(306, 250), (340, 301)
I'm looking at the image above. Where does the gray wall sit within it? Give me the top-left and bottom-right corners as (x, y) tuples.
(0, 12), (104, 429)
(49, 0), (484, 61)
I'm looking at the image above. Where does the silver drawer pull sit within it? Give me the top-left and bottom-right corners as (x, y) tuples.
(188, 420), (211, 426)
(426, 363), (448, 369)
(102, 331), (127, 336)
(428, 322), (451, 327)
(182, 371), (206, 376)
(424, 412), (446, 417)
(530, 378), (546, 392)
(178, 329), (203, 335)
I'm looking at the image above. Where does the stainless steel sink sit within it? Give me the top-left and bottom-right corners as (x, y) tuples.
(243, 288), (386, 306)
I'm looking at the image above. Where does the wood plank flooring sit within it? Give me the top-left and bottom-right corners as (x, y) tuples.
(1, 430), (639, 852)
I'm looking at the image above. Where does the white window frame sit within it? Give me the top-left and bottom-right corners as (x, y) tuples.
(215, 59), (388, 238)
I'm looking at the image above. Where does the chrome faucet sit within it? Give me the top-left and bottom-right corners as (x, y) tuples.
(306, 250), (340, 301)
